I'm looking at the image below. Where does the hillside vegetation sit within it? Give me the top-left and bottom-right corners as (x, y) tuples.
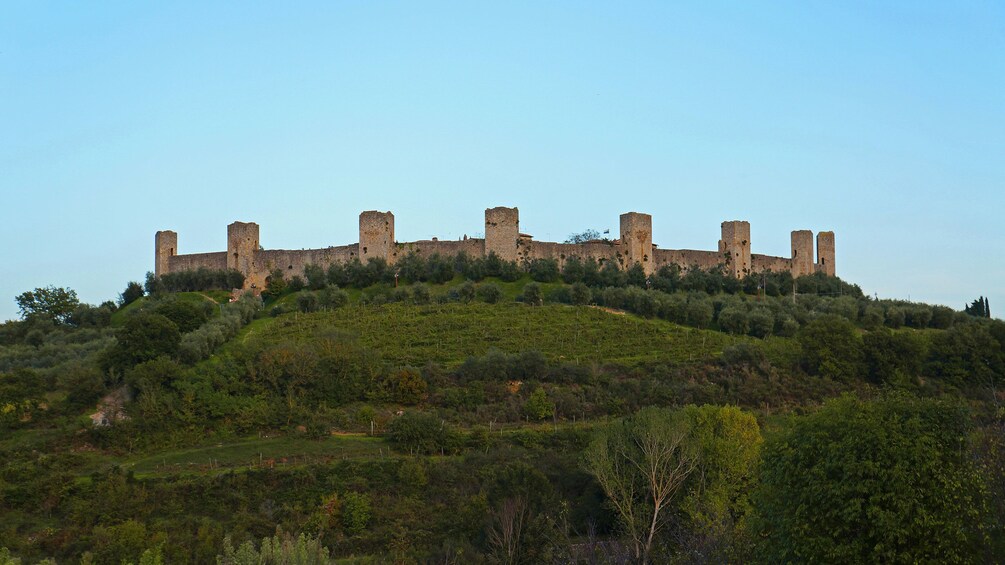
(1, 256), (1003, 563)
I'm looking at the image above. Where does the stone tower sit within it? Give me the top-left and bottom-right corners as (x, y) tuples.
(817, 231), (835, 276)
(791, 230), (815, 277)
(359, 211), (395, 263)
(620, 212), (653, 275)
(228, 221), (260, 287)
(485, 206), (519, 262)
(720, 220), (751, 278)
(155, 230), (178, 278)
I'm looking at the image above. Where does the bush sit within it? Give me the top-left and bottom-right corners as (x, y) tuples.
(297, 292), (320, 313)
(388, 411), (459, 455)
(479, 284), (502, 304)
(318, 287), (349, 309)
(529, 259), (560, 283)
(522, 283), (543, 306)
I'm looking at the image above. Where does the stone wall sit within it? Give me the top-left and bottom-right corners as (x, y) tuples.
(168, 251), (228, 273)
(256, 245), (358, 286)
(156, 207), (837, 290)
(653, 249), (723, 272)
(515, 240), (622, 268)
(397, 238), (485, 260)
(752, 254), (792, 273)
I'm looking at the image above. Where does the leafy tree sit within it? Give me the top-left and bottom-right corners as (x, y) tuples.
(483, 462), (557, 564)
(152, 298), (210, 333)
(119, 281), (145, 307)
(385, 367), (427, 404)
(717, 306), (748, 335)
(675, 405), (762, 562)
(626, 263), (647, 288)
(965, 296), (992, 318)
(528, 259), (560, 283)
(388, 411), (459, 455)
(862, 328), (925, 385)
(303, 264), (328, 290)
(796, 314), (865, 381)
(217, 530), (333, 565)
(15, 285), (79, 324)
(263, 269), (287, 299)
(297, 292), (320, 313)
(570, 282), (592, 306)
(585, 407), (699, 563)
(104, 313), (181, 372)
(341, 492), (372, 536)
(565, 229), (602, 244)
(751, 394), (988, 563)
(523, 387), (554, 420)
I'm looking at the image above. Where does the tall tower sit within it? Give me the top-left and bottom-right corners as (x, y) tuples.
(791, 230), (815, 277)
(817, 231), (835, 276)
(155, 230), (177, 278)
(720, 220), (751, 279)
(620, 212), (653, 275)
(359, 211), (395, 263)
(228, 221), (260, 286)
(484, 206), (519, 262)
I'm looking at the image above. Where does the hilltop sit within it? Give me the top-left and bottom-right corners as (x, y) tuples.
(1, 258), (1003, 563)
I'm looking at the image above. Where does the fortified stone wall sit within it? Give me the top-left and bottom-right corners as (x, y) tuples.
(167, 251), (227, 273)
(256, 245), (358, 286)
(653, 249), (723, 272)
(751, 254), (793, 273)
(516, 240), (621, 268)
(397, 238), (485, 260)
(155, 206), (837, 291)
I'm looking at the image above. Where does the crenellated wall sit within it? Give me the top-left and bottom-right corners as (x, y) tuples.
(155, 206), (837, 291)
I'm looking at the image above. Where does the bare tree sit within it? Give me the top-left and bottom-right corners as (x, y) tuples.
(585, 408), (698, 564)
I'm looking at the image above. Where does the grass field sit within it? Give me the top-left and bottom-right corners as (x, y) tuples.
(230, 301), (751, 366)
(108, 434), (390, 478)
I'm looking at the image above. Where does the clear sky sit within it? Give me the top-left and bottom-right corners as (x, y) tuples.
(2, 2), (1003, 321)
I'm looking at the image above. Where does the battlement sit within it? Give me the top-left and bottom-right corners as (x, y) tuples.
(156, 207), (836, 290)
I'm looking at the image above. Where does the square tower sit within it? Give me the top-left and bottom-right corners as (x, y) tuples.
(620, 212), (653, 275)
(359, 211), (395, 263)
(155, 230), (177, 278)
(817, 231), (835, 276)
(228, 221), (260, 287)
(485, 206), (519, 262)
(720, 220), (751, 278)
(791, 230), (815, 278)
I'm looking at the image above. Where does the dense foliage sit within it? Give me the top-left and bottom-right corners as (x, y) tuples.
(1, 262), (1003, 563)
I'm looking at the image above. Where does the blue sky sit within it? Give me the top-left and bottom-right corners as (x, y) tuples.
(2, 2), (1003, 321)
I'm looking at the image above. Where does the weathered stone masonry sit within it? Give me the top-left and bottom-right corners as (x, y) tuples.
(156, 207), (836, 290)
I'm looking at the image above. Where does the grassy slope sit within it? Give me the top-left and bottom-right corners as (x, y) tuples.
(228, 302), (757, 366)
